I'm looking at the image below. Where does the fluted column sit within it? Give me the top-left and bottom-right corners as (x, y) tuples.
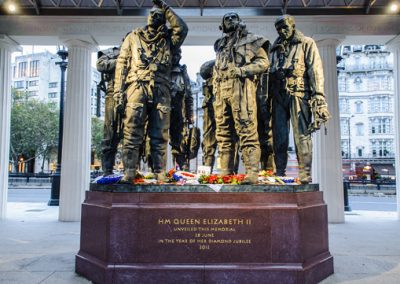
(0, 35), (21, 219)
(313, 36), (345, 223)
(386, 35), (400, 220)
(59, 37), (97, 221)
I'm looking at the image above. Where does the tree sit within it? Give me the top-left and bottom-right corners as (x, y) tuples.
(10, 89), (59, 173)
(91, 116), (104, 160)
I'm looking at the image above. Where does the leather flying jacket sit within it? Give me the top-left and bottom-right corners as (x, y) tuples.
(97, 47), (119, 93)
(213, 29), (270, 98)
(213, 30), (270, 82)
(171, 64), (193, 120)
(269, 30), (325, 98)
(113, 6), (188, 97)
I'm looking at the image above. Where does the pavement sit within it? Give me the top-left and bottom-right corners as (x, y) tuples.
(0, 203), (399, 284)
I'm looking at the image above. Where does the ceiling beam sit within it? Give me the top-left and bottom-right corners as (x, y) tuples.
(365, 0), (377, 14)
(281, 0), (290, 14)
(113, 0), (123, 16)
(28, 0), (41, 15)
(49, 0), (58, 7)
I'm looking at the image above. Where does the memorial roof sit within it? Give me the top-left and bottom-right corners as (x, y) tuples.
(1, 0), (395, 16)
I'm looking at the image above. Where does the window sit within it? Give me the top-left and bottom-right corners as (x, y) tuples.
(370, 140), (393, 157)
(370, 118), (392, 134)
(357, 148), (363, 157)
(355, 101), (363, 113)
(354, 76), (362, 91)
(341, 140), (349, 158)
(340, 119), (349, 136)
(372, 75), (391, 91)
(369, 96), (390, 113)
(18, 62), (27, 78)
(356, 123), (364, 136)
(338, 77), (347, 92)
(29, 60), (39, 77)
(48, 92), (57, 98)
(13, 66), (17, 78)
(49, 82), (58, 88)
(28, 91), (38, 97)
(14, 80), (24, 89)
(29, 80), (39, 87)
(339, 99), (350, 113)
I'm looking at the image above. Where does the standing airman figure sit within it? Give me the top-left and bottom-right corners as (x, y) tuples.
(113, 0), (188, 183)
(213, 12), (270, 184)
(200, 60), (218, 172)
(96, 47), (120, 176)
(257, 71), (274, 171)
(269, 15), (330, 183)
(170, 48), (194, 171)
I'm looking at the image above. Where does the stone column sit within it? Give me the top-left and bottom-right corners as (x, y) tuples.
(59, 37), (97, 221)
(0, 35), (20, 219)
(313, 36), (345, 223)
(387, 35), (400, 220)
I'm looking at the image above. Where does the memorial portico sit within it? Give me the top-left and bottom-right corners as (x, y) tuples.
(1, 12), (400, 222)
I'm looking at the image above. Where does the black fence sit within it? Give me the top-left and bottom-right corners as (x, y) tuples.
(344, 180), (396, 191)
(8, 173), (52, 185)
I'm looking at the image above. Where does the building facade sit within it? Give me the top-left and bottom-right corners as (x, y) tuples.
(12, 51), (103, 115)
(338, 45), (395, 179)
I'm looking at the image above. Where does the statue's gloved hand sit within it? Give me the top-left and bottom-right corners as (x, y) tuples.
(310, 95), (330, 123)
(309, 95), (326, 108)
(152, 0), (168, 9)
(186, 116), (194, 125)
(307, 95), (331, 134)
(114, 94), (124, 114)
(228, 67), (242, 78)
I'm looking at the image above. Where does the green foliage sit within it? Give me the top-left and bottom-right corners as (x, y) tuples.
(91, 116), (104, 160)
(10, 89), (59, 171)
(10, 89), (105, 171)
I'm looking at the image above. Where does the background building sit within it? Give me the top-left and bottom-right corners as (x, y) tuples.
(338, 45), (396, 180)
(12, 51), (103, 115)
(11, 51), (104, 173)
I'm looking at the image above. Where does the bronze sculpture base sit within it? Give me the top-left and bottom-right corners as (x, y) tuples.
(76, 184), (333, 284)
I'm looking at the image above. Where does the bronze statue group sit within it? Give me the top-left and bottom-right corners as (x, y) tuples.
(97, 0), (330, 185)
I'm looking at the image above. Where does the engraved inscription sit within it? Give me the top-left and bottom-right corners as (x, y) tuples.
(156, 218), (253, 251)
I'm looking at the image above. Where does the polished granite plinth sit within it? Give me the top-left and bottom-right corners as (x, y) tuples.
(76, 184), (333, 284)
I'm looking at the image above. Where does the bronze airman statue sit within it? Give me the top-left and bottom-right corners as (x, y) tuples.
(113, 0), (188, 183)
(200, 60), (218, 172)
(96, 47), (120, 176)
(213, 12), (270, 184)
(170, 48), (194, 171)
(269, 15), (330, 183)
(257, 69), (274, 171)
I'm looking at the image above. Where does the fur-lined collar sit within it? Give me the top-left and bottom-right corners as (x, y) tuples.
(271, 30), (305, 52)
(213, 30), (268, 53)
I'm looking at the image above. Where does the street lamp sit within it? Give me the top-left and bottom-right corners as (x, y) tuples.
(348, 115), (355, 160)
(48, 46), (68, 206)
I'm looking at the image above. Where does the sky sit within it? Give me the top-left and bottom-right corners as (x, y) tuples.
(13, 45), (216, 81)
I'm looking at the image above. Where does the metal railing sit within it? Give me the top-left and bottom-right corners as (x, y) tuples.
(8, 173), (52, 185)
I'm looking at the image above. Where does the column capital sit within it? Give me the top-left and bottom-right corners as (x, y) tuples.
(313, 34), (345, 48)
(0, 34), (21, 52)
(386, 35), (400, 52)
(60, 35), (98, 52)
